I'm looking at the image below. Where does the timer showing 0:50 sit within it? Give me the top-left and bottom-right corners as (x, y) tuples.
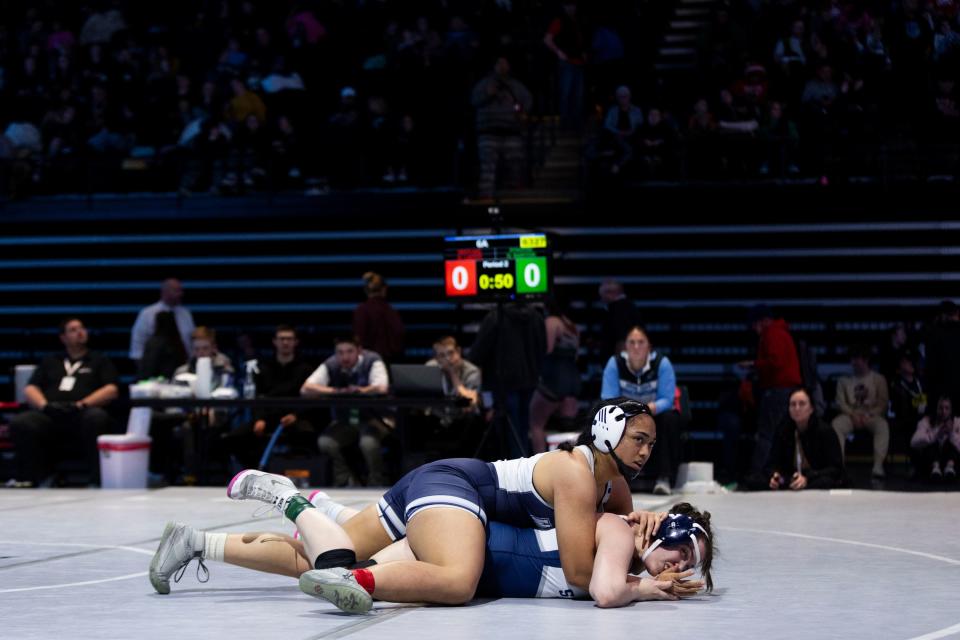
(479, 273), (514, 290)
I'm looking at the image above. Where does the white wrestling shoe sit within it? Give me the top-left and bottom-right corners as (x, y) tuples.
(299, 568), (373, 614)
(149, 521), (207, 595)
(226, 469), (300, 515)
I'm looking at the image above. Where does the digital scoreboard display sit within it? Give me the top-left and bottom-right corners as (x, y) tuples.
(444, 233), (550, 301)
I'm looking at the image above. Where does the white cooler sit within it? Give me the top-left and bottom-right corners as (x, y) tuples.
(98, 434), (152, 489)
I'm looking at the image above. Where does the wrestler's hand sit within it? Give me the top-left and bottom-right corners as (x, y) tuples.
(655, 565), (704, 597)
(634, 578), (678, 601)
(627, 510), (667, 550)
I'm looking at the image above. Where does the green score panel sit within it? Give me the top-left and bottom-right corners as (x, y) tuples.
(514, 256), (548, 294)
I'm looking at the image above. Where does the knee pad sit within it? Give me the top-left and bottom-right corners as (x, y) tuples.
(349, 559), (377, 570)
(314, 548), (358, 570)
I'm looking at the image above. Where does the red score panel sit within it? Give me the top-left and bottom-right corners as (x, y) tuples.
(445, 259), (477, 296)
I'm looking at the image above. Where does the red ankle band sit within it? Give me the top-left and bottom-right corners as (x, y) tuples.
(352, 568), (375, 595)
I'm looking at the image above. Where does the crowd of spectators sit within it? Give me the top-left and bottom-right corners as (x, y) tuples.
(0, 0), (549, 196)
(592, 0), (960, 180)
(4, 1), (957, 199)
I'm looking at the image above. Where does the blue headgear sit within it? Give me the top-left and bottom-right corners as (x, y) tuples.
(641, 513), (709, 570)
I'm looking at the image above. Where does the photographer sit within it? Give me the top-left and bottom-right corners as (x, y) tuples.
(10, 318), (119, 487)
(470, 56), (533, 198)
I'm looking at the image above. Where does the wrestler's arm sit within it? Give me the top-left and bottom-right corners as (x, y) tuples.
(589, 514), (676, 607)
(554, 461), (603, 590)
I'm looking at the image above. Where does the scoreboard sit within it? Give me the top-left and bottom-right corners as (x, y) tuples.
(444, 233), (550, 301)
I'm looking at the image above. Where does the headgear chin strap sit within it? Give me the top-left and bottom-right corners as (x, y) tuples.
(609, 448), (641, 481)
(641, 513), (709, 570)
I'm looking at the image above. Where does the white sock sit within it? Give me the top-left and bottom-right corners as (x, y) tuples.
(316, 499), (349, 525)
(204, 532), (228, 562)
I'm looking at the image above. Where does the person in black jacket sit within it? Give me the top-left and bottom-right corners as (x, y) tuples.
(765, 387), (846, 490)
(469, 302), (546, 458)
(138, 310), (187, 381)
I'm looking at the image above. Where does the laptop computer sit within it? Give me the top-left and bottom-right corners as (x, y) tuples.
(390, 364), (447, 397)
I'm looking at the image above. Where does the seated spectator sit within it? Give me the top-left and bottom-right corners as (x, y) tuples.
(232, 113), (271, 189)
(326, 86), (363, 188)
(933, 18), (960, 62)
(801, 63), (840, 171)
(925, 300), (960, 406)
(427, 336), (481, 408)
(10, 318), (119, 486)
(173, 326), (235, 387)
(167, 326), (236, 483)
(601, 325), (682, 495)
(831, 345), (889, 479)
(223, 325), (316, 470)
(602, 86), (643, 175)
(364, 96), (395, 184)
(391, 114), (418, 185)
(224, 77), (266, 125)
(636, 108), (676, 178)
(929, 76), (960, 144)
(270, 114), (306, 186)
(716, 88), (759, 134)
(686, 98), (719, 177)
(716, 88), (759, 175)
(772, 19), (807, 72)
(910, 395), (960, 482)
(878, 322), (911, 382)
(763, 388), (845, 491)
(470, 56), (532, 198)
(301, 337), (390, 486)
(423, 336), (483, 455)
(889, 352), (927, 456)
(758, 101), (799, 177)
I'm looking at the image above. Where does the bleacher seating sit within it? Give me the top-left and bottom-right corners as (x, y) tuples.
(1, 182), (957, 455)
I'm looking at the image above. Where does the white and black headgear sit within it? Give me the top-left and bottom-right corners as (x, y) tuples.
(591, 399), (651, 453)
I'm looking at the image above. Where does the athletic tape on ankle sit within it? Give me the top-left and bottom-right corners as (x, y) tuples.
(284, 495), (313, 522)
(205, 532), (227, 562)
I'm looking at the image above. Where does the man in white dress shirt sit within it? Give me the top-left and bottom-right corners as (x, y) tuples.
(130, 278), (196, 364)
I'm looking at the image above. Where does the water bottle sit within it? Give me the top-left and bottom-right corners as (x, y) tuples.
(243, 359), (259, 399)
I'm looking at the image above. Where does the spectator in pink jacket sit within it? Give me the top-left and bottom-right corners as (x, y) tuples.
(910, 395), (960, 482)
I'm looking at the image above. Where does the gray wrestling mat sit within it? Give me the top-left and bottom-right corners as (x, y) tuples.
(1, 488), (958, 640)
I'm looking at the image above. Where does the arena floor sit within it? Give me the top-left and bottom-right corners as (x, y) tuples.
(2, 487), (959, 640)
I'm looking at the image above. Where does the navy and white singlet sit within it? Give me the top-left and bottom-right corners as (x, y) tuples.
(376, 446), (613, 541)
(476, 522), (588, 599)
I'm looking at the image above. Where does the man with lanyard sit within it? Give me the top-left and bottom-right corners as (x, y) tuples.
(10, 318), (119, 486)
